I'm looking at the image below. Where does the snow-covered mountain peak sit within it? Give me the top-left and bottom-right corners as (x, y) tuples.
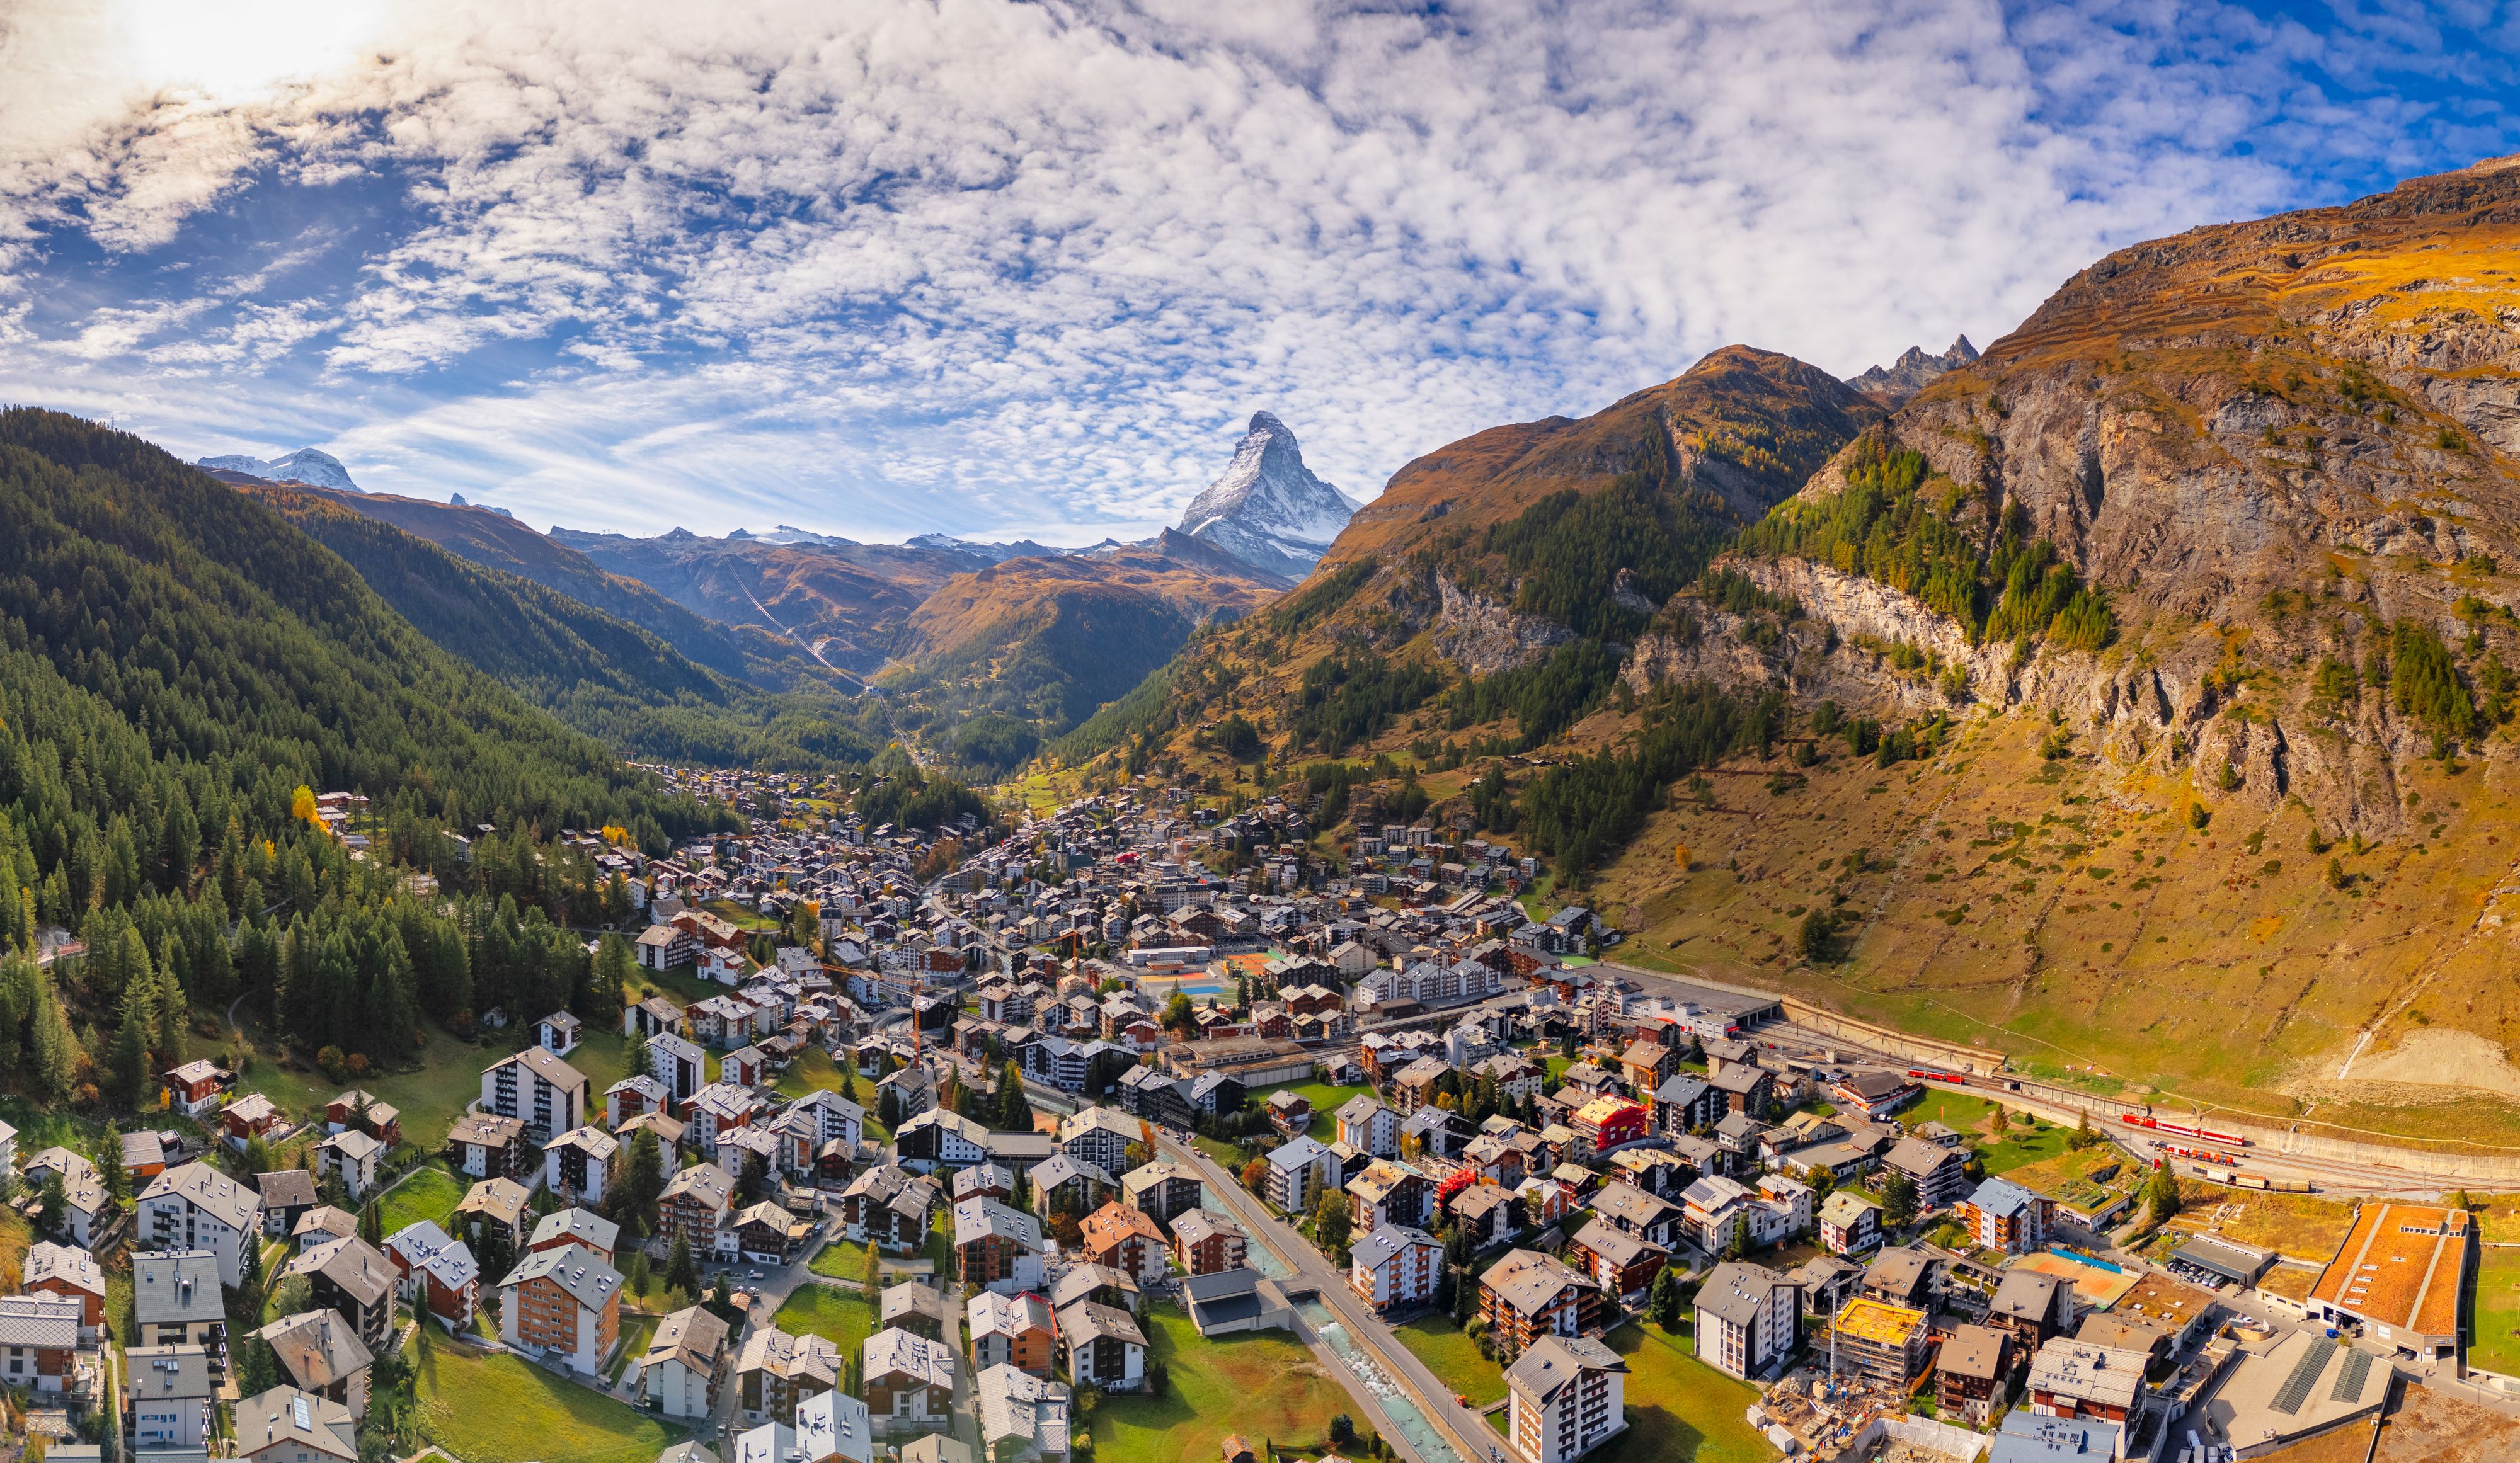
(197, 447), (361, 492)
(1174, 411), (1361, 577)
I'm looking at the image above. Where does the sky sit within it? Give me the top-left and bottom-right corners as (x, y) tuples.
(0, 1), (2514, 543)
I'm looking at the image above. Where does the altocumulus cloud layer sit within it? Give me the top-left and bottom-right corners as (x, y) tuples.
(0, 0), (2514, 539)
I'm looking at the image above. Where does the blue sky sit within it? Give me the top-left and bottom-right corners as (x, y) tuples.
(0, 0), (2514, 542)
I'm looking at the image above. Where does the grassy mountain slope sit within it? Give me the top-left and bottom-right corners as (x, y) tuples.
(884, 530), (1287, 758)
(255, 484), (837, 692)
(0, 409), (701, 838)
(239, 482), (874, 771)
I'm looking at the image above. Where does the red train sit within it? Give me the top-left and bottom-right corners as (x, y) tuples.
(1906, 1068), (1969, 1085)
(2151, 1141), (2240, 1166)
(2120, 1112), (2250, 1147)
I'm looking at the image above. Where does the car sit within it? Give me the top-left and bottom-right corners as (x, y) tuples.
(748, 1269), (764, 1279)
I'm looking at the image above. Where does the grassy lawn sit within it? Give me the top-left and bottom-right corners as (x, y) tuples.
(1975, 1115), (2075, 1176)
(1246, 1079), (1374, 1142)
(1905, 1088), (2000, 1135)
(1589, 1322), (1770, 1463)
(610, 1314), (660, 1384)
(774, 1285), (878, 1355)
(1393, 1314), (1506, 1407)
(415, 1342), (682, 1463)
(1090, 1305), (1348, 1463)
(809, 1238), (877, 1284)
(377, 1163), (466, 1237)
(2473, 1246), (2520, 1377)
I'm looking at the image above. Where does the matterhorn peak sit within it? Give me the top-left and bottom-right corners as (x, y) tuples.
(1174, 411), (1361, 578)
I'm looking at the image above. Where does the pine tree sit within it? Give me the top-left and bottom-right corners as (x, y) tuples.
(1881, 1170), (1918, 1228)
(996, 1060), (1033, 1133)
(1647, 1268), (1681, 1331)
(667, 1232), (699, 1295)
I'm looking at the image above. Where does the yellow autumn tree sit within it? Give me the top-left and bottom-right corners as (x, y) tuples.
(1673, 843), (1692, 871)
(290, 785), (320, 828)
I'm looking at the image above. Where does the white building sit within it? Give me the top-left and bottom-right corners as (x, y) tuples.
(1694, 1260), (1799, 1381)
(1262, 1137), (1337, 1214)
(1504, 1335), (1627, 1463)
(137, 1162), (264, 1289)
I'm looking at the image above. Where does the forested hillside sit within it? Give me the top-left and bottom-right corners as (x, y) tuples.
(0, 410), (739, 1099)
(244, 482), (876, 771)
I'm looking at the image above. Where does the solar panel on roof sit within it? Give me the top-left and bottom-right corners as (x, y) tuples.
(2331, 1348), (2373, 1401)
(292, 1396), (312, 1431)
(2270, 1341), (2336, 1415)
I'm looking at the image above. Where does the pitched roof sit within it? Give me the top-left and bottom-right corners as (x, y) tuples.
(237, 1385), (358, 1461)
(1055, 1300), (1146, 1350)
(287, 1237), (396, 1307)
(862, 1326), (957, 1389)
(140, 1161), (261, 1231)
(1350, 1223), (1439, 1271)
(500, 1246), (624, 1312)
(1502, 1335), (1625, 1404)
(257, 1169), (319, 1210)
(794, 1389), (875, 1463)
(643, 1304), (731, 1370)
(1479, 1249), (1588, 1316)
(531, 1207), (622, 1255)
(1695, 1260), (1793, 1328)
(256, 1309), (375, 1392)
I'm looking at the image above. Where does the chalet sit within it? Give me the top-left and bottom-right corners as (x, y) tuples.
(543, 1125), (618, 1206)
(1479, 1250), (1600, 1353)
(735, 1327), (842, 1425)
(968, 1291), (1058, 1377)
(122, 1129), (167, 1181)
(1027, 1154), (1113, 1215)
(536, 1011), (585, 1057)
(1450, 1181), (1518, 1247)
(1704, 1061), (1775, 1122)
(0, 1294), (83, 1395)
(660, 1163), (740, 1260)
(163, 1060), (228, 1119)
(452, 1176), (532, 1253)
(257, 1170), (319, 1238)
(287, 1238), (397, 1352)
(218, 1093), (285, 1150)
(1565, 1218), (1667, 1303)
(383, 1221), (481, 1329)
(257, 1310), (373, 1420)
(1346, 1161), (1432, 1232)
(1333, 1097), (1400, 1157)
(529, 1207), (621, 1265)
(25, 1242), (106, 1337)
(1079, 1202), (1167, 1286)
(1055, 1302), (1146, 1391)
(1830, 1071), (1920, 1121)
(1263, 1090), (1312, 1137)
(1618, 1039), (1677, 1095)
(445, 1113), (533, 1181)
(862, 1328), (957, 1432)
(1818, 1191), (1883, 1256)
(1650, 1074), (1721, 1136)
(881, 1282), (953, 1343)
(1881, 1135), (1973, 1210)
(1120, 1162), (1202, 1227)
(1934, 1324), (2012, 1426)
(641, 1306), (731, 1421)
(315, 1129), (382, 1202)
(953, 1198), (1045, 1294)
(840, 1164), (941, 1254)
(1169, 1209), (1247, 1276)
(607, 1074), (670, 1129)
(1590, 1182), (1685, 1248)
(324, 1091), (401, 1147)
(1348, 1224), (1441, 1312)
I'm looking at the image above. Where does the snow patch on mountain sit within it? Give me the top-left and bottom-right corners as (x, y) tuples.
(1174, 412), (1361, 577)
(197, 447), (361, 492)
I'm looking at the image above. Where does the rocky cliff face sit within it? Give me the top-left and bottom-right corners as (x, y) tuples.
(1670, 156), (2520, 843)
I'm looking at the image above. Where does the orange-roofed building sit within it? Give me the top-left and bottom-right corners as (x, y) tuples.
(2305, 1202), (2471, 1360)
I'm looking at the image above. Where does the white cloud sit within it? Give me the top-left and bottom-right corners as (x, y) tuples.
(0, 0), (2509, 538)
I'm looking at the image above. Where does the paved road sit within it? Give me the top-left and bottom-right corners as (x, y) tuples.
(1156, 1131), (1505, 1463)
(682, 1220), (833, 1445)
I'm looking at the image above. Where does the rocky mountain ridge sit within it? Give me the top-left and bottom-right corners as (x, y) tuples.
(1843, 335), (1979, 406)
